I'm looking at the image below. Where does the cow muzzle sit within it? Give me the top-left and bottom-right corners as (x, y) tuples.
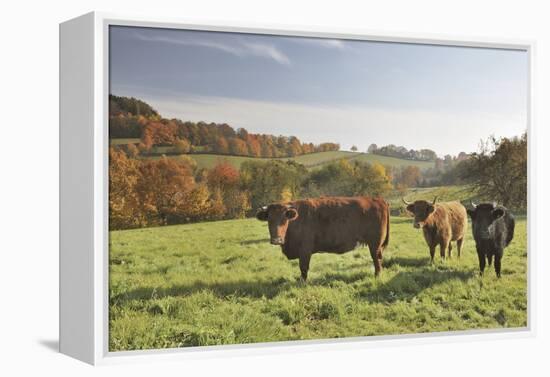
(270, 237), (284, 245)
(414, 222), (422, 229)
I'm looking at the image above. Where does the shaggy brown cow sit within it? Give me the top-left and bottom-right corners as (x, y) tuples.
(256, 196), (390, 280)
(403, 197), (467, 262)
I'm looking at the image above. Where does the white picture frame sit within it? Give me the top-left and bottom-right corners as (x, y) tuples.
(59, 11), (536, 365)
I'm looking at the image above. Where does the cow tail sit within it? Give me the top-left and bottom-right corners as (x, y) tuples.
(382, 201), (390, 249)
(506, 214), (515, 247)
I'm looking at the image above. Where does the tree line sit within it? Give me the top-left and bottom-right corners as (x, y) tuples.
(109, 148), (392, 230)
(367, 143), (438, 161)
(109, 131), (527, 230)
(109, 95), (340, 158)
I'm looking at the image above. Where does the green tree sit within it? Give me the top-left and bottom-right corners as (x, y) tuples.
(240, 160), (307, 209)
(459, 133), (527, 209)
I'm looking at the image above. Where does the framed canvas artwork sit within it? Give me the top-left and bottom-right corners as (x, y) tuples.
(59, 12), (534, 365)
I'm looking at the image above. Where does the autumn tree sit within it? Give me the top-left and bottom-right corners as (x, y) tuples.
(142, 121), (177, 147)
(229, 137), (248, 156)
(207, 162), (250, 218)
(459, 133), (527, 209)
(126, 143), (140, 158)
(109, 147), (141, 229)
(135, 157), (196, 225)
(214, 136), (230, 154)
(174, 138), (191, 154)
(396, 166), (422, 188)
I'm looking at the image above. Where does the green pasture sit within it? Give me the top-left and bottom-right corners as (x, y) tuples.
(140, 151), (435, 171)
(109, 214), (527, 351)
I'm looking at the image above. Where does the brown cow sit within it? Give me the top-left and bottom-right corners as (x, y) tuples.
(256, 196), (390, 280)
(403, 197), (467, 262)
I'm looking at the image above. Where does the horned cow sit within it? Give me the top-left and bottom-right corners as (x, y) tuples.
(403, 197), (467, 262)
(467, 202), (515, 278)
(256, 196), (390, 281)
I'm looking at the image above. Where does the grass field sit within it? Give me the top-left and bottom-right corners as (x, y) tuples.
(109, 214), (527, 351)
(386, 185), (479, 211)
(348, 153), (435, 170)
(141, 151), (435, 171)
(110, 138), (141, 146)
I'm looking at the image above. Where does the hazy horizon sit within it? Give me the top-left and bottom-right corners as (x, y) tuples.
(110, 26), (528, 157)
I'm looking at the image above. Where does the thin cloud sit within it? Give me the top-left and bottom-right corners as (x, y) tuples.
(133, 32), (291, 66)
(243, 42), (291, 65)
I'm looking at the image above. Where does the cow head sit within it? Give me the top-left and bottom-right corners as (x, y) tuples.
(467, 201), (504, 240)
(403, 197), (438, 229)
(256, 204), (299, 245)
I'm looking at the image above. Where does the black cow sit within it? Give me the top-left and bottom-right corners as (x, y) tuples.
(467, 202), (515, 278)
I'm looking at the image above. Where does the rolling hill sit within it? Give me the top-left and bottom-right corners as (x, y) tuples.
(139, 150), (435, 171)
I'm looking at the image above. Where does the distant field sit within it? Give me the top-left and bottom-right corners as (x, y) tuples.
(110, 138), (141, 146)
(386, 185), (479, 211)
(349, 153), (434, 170)
(109, 215), (527, 351)
(141, 151), (435, 171)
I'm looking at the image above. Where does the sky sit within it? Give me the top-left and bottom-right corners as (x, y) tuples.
(109, 25), (528, 156)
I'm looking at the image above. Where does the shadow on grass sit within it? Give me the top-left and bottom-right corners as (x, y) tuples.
(383, 256), (431, 268)
(360, 268), (475, 303)
(309, 270), (366, 286)
(111, 277), (294, 305)
(111, 259), (475, 307)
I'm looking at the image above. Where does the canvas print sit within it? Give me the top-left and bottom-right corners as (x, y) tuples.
(108, 25), (528, 351)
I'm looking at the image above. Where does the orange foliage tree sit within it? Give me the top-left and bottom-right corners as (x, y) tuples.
(135, 157), (196, 225)
(207, 162), (250, 218)
(109, 148), (141, 229)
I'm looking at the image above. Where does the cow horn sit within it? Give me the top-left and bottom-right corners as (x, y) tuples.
(492, 201), (497, 208)
(402, 198), (411, 205)
(432, 196), (438, 205)
(470, 200), (477, 209)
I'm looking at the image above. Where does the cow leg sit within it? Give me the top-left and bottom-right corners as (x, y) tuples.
(456, 238), (464, 259)
(487, 254), (493, 266)
(447, 242), (453, 258)
(494, 249), (503, 278)
(368, 243), (383, 277)
(477, 248), (486, 276)
(299, 253), (311, 282)
(440, 241), (448, 260)
(429, 245), (436, 264)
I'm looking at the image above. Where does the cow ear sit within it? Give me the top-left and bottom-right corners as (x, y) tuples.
(467, 209), (475, 219)
(285, 208), (299, 221)
(406, 204), (415, 213)
(256, 208), (268, 221)
(492, 208), (504, 220)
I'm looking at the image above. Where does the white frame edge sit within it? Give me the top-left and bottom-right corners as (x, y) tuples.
(59, 11), (536, 365)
